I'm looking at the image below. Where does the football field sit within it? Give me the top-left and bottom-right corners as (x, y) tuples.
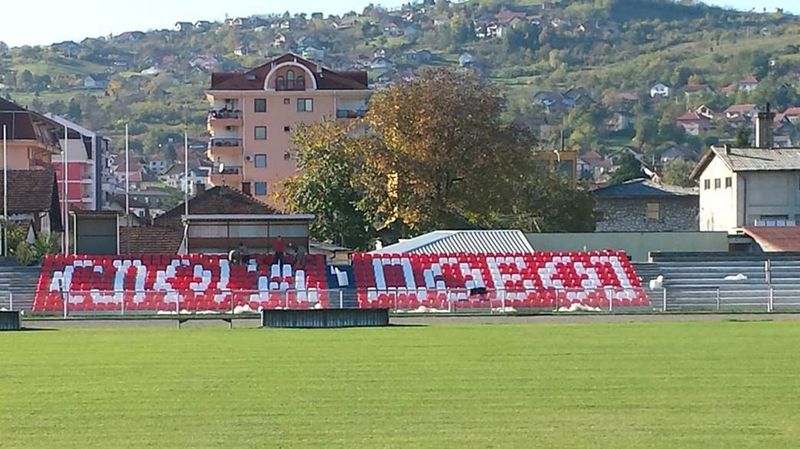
(1, 320), (799, 448)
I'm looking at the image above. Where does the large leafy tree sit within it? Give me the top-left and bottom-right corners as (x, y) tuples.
(356, 68), (537, 234)
(282, 120), (375, 250)
(662, 159), (697, 187)
(282, 68), (596, 245)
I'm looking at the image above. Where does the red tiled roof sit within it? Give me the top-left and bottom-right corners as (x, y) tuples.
(677, 111), (706, 122)
(154, 186), (280, 228)
(739, 75), (759, 84)
(119, 226), (183, 254)
(0, 169), (59, 214)
(210, 53), (368, 91)
(725, 103), (758, 114)
(783, 107), (800, 117)
(743, 226), (800, 252)
(683, 84), (710, 93)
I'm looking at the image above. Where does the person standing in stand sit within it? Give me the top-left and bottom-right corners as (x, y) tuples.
(273, 235), (286, 268)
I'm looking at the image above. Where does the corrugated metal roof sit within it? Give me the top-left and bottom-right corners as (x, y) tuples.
(373, 230), (534, 255)
(715, 147), (800, 172)
(743, 226), (800, 252)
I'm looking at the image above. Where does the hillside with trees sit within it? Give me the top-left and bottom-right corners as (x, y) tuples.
(1, 0), (799, 182)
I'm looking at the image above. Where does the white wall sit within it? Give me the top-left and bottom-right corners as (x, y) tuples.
(699, 156), (738, 231)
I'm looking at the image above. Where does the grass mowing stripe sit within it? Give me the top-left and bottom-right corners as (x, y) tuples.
(1, 322), (799, 448)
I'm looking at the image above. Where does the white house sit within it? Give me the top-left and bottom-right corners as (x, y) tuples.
(691, 143), (800, 232)
(650, 83), (671, 98)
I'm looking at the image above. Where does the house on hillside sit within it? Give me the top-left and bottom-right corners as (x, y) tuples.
(562, 87), (594, 108)
(676, 111), (712, 136)
(174, 22), (193, 32)
(458, 52), (474, 67)
(194, 21), (212, 31)
(650, 83), (670, 98)
(724, 104), (759, 121)
(302, 46), (325, 61)
(606, 111), (634, 132)
(272, 33), (287, 48)
(737, 75), (759, 92)
(782, 107), (800, 124)
(660, 145), (694, 163)
(116, 31), (145, 42)
(682, 83), (713, 98)
(532, 91), (564, 111)
(83, 74), (109, 90)
(593, 178), (699, 232)
(577, 150), (613, 181)
(695, 104), (715, 120)
(51, 41), (80, 58)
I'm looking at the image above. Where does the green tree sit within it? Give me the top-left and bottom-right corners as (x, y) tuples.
(662, 159), (697, 187)
(609, 153), (642, 185)
(283, 120), (375, 249)
(735, 126), (750, 147)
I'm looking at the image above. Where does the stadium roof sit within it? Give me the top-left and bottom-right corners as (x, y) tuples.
(373, 230), (534, 255)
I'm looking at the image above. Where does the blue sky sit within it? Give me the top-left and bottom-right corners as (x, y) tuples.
(1, 0), (798, 47)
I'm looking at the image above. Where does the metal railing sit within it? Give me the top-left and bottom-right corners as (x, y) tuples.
(209, 138), (243, 147)
(23, 285), (800, 317)
(209, 110), (242, 120)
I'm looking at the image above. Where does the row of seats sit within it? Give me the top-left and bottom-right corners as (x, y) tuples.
(351, 251), (644, 305)
(35, 291), (329, 313)
(34, 254), (329, 312)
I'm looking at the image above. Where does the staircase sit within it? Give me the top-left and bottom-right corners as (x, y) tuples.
(0, 266), (42, 311)
(326, 265), (358, 308)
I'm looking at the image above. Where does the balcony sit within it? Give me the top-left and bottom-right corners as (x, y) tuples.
(208, 109), (243, 128)
(208, 138), (243, 159)
(336, 108), (367, 119)
(209, 165), (243, 187)
(276, 79), (306, 91)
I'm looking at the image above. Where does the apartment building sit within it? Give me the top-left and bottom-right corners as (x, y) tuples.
(205, 53), (370, 203)
(45, 114), (109, 211)
(0, 98), (62, 169)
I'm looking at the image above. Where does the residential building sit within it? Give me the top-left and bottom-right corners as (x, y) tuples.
(593, 178), (699, 232)
(725, 104), (759, 121)
(649, 83), (670, 98)
(660, 145), (694, 164)
(205, 53), (370, 203)
(677, 111), (712, 136)
(0, 98), (62, 170)
(0, 169), (64, 237)
(577, 150), (612, 180)
(83, 74), (109, 90)
(690, 107), (800, 231)
(737, 75), (759, 92)
(45, 114), (110, 211)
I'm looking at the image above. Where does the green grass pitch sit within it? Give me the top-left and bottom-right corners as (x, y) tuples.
(1, 321), (799, 448)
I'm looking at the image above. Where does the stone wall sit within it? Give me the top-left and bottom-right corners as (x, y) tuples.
(595, 197), (699, 232)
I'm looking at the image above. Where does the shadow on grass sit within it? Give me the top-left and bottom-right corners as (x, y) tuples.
(16, 327), (59, 332)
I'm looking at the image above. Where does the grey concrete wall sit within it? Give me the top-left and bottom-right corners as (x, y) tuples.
(526, 232), (729, 261)
(595, 197), (699, 232)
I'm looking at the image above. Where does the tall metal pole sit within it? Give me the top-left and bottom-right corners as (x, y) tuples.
(2, 125), (7, 257)
(63, 124), (69, 254)
(184, 130), (189, 217)
(125, 124), (130, 224)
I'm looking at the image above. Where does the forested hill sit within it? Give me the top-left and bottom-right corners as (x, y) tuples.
(0, 0), (798, 162)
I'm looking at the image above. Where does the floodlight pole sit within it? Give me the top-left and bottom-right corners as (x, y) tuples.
(2, 124), (7, 257)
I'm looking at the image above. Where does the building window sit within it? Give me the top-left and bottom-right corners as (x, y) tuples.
(241, 182), (251, 196)
(646, 202), (661, 221)
(725, 177), (732, 188)
(254, 182), (267, 196)
(276, 76), (285, 90)
(254, 126), (267, 140)
(284, 98), (290, 105)
(704, 179), (711, 190)
(714, 178), (721, 189)
(254, 99), (267, 113)
(297, 98), (313, 112)
(254, 154), (267, 168)
(284, 126), (291, 132)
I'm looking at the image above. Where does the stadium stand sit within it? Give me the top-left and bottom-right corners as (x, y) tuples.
(352, 250), (647, 310)
(33, 254), (329, 313)
(32, 250), (649, 313)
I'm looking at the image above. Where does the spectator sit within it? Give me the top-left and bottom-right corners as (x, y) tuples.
(273, 235), (286, 267)
(295, 243), (307, 267)
(228, 246), (240, 265)
(238, 242), (249, 264)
